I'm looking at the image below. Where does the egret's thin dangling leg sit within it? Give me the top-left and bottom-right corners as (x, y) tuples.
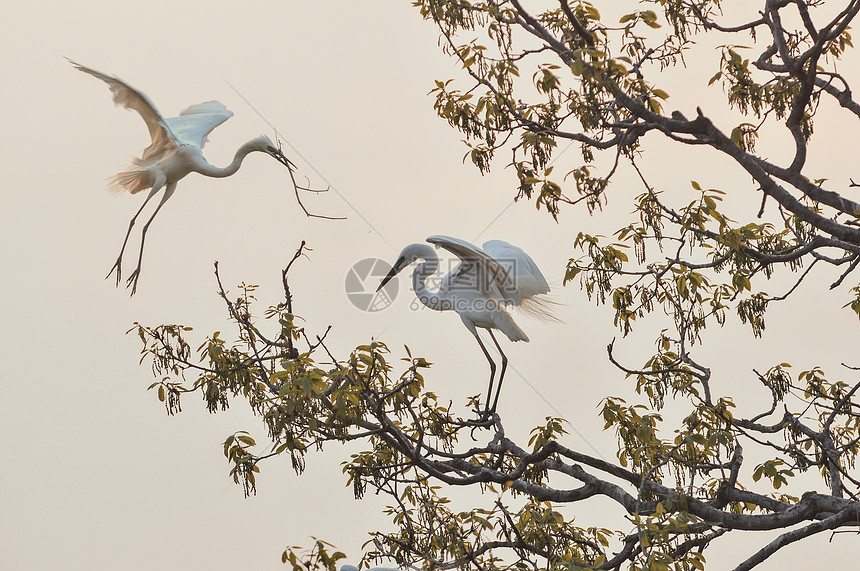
(487, 329), (508, 414)
(106, 181), (164, 285)
(126, 181), (176, 295)
(473, 332), (497, 418)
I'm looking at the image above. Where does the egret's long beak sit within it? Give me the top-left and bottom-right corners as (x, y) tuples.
(267, 146), (297, 170)
(377, 258), (405, 292)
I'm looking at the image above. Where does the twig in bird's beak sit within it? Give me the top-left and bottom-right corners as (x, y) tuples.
(272, 140), (345, 220)
(273, 148), (297, 171)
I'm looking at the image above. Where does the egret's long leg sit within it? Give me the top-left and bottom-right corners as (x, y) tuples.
(473, 332), (497, 418)
(126, 182), (176, 295)
(106, 184), (163, 285)
(487, 330), (508, 414)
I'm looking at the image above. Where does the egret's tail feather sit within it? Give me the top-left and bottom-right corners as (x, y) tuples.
(517, 294), (564, 323)
(494, 311), (530, 342)
(110, 168), (151, 194)
(501, 321), (529, 342)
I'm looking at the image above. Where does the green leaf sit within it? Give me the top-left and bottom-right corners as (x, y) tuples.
(651, 88), (669, 100)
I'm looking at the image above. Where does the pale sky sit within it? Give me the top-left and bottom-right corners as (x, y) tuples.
(2, 2), (858, 569)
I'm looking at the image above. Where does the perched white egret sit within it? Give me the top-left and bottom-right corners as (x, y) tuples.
(377, 235), (557, 416)
(69, 59), (298, 294)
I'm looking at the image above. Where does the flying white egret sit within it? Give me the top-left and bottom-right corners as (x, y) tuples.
(69, 59), (301, 294)
(377, 235), (557, 417)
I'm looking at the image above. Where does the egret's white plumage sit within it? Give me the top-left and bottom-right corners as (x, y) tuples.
(69, 59), (295, 294)
(378, 235), (556, 416)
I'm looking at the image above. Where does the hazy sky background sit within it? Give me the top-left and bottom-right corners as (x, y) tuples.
(2, 2), (858, 569)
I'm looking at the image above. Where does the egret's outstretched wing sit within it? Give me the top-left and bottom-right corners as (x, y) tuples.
(483, 240), (560, 322)
(166, 101), (234, 149)
(482, 240), (550, 296)
(427, 235), (521, 304)
(68, 59), (175, 159)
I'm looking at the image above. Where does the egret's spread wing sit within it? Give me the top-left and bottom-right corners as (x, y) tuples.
(68, 59), (175, 157)
(482, 240), (550, 297)
(166, 101), (233, 149)
(427, 235), (521, 303)
(483, 240), (560, 322)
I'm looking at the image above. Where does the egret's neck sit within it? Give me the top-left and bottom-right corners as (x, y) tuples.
(412, 250), (445, 312)
(196, 140), (260, 178)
